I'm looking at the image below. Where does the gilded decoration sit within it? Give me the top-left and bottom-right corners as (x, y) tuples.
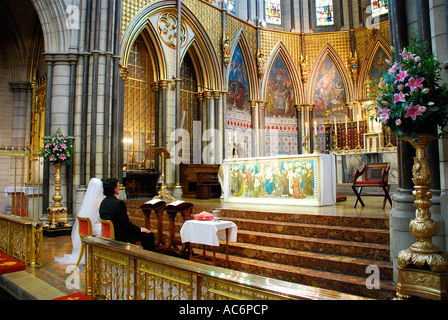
(158, 12), (187, 49)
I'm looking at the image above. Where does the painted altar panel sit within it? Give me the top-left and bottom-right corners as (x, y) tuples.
(223, 154), (336, 206)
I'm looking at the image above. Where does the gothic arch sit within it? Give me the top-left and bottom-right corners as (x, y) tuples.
(262, 42), (303, 104)
(121, 1), (222, 90)
(226, 30), (258, 100)
(31, 0), (73, 53)
(309, 43), (353, 115)
(358, 36), (392, 100)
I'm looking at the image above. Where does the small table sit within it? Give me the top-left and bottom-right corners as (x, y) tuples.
(180, 219), (237, 267)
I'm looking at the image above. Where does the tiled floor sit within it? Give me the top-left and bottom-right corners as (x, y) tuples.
(3, 195), (392, 299)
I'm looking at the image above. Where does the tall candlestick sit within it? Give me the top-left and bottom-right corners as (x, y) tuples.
(314, 121), (317, 135)
(345, 116), (348, 134)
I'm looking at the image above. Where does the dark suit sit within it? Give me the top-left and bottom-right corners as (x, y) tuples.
(99, 195), (155, 251)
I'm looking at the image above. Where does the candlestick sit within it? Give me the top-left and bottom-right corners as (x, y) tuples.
(314, 121), (317, 135)
(313, 134), (319, 154)
(305, 121), (308, 137)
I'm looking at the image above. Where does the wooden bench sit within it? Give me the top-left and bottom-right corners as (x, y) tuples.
(196, 171), (221, 199)
(351, 162), (392, 210)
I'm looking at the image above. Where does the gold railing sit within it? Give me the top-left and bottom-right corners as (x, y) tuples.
(84, 236), (363, 300)
(0, 214), (43, 268)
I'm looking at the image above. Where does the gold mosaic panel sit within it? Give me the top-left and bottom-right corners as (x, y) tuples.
(122, 0), (156, 36)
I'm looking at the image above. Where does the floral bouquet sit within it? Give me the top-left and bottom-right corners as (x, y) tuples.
(41, 128), (74, 165)
(370, 36), (448, 138)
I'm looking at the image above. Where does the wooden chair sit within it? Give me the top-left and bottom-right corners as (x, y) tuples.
(351, 162), (392, 210)
(75, 216), (92, 267)
(100, 218), (115, 239)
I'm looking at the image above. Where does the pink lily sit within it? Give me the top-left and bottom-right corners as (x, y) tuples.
(406, 77), (425, 91)
(393, 91), (406, 103)
(60, 154), (67, 160)
(395, 70), (408, 83)
(405, 103), (423, 120)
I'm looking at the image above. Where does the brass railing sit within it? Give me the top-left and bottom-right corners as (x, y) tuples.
(0, 214), (43, 268)
(83, 236), (364, 300)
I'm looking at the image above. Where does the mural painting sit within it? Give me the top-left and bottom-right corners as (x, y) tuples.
(367, 46), (389, 96)
(313, 55), (346, 120)
(226, 43), (252, 158)
(265, 55), (298, 156)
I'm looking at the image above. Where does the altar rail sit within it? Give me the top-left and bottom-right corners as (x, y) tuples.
(83, 236), (362, 300)
(0, 214), (43, 267)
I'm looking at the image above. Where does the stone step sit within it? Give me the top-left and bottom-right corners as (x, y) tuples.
(235, 230), (390, 261)
(209, 252), (396, 300)
(223, 217), (389, 244)
(219, 241), (393, 280)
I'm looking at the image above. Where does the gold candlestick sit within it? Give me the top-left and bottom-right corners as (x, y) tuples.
(313, 134), (319, 154)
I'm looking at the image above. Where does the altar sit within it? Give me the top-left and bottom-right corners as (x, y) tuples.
(222, 154), (336, 207)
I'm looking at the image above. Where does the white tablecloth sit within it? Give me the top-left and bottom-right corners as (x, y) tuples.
(180, 220), (237, 247)
(3, 186), (42, 197)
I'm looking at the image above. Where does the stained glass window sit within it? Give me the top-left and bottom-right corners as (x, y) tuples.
(370, 0), (388, 17)
(316, 0), (334, 26)
(265, 0), (282, 25)
(227, 0), (236, 14)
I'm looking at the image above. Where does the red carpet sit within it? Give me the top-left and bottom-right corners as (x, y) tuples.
(0, 251), (26, 274)
(53, 292), (93, 300)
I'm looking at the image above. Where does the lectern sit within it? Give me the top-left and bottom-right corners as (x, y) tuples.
(153, 147), (175, 201)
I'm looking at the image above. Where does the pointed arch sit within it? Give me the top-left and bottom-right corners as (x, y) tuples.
(227, 29), (258, 100)
(359, 36), (392, 100)
(121, 1), (222, 90)
(262, 42), (303, 104)
(309, 43), (353, 119)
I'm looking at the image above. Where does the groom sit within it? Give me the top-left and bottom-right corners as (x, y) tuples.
(99, 178), (155, 251)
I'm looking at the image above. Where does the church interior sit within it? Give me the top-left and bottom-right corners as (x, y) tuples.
(0, 0), (448, 303)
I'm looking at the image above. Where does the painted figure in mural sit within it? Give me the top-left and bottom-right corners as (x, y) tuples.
(266, 57), (295, 118)
(303, 161), (315, 196)
(227, 45), (250, 113)
(292, 162), (306, 199)
(264, 165), (275, 195)
(314, 56), (346, 118)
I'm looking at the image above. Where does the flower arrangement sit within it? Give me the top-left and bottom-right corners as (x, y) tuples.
(370, 36), (448, 138)
(41, 128), (74, 165)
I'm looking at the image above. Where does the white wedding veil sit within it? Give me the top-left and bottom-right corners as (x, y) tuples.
(55, 178), (104, 265)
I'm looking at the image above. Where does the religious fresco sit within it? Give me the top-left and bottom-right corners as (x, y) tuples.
(227, 157), (317, 200)
(226, 43), (252, 158)
(313, 55), (346, 120)
(266, 56), (295, 118)
(367, 46), (389, 96)
(227, 44), (250, 113)
(265, 55), (298, 156)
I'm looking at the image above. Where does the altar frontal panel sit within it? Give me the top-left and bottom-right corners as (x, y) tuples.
(223, 154), (336, 206)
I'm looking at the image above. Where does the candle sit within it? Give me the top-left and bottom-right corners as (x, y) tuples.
(314, 121), (317, 135)
(334, 117), (337, 133)
(305, 122), (308, 136)
(345, 116), (348, 134)
(357, 115), (359, 133)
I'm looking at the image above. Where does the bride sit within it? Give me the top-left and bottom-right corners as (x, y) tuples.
(55, 178), (104, 265)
